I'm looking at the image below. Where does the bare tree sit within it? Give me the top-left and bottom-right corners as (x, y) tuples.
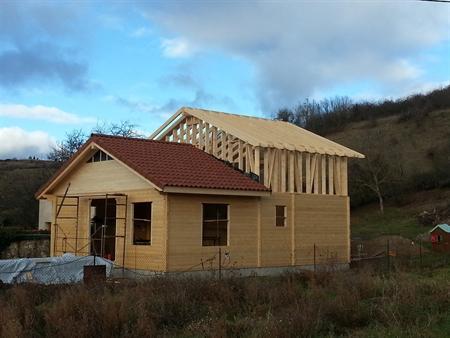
(93, 120), (143, 138)
(48, 129), (87, 162)
(48, 121), (143, 162)
(350, 131), (403, 214)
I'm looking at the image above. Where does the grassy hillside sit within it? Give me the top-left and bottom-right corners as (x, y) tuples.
(0, 160), (58, 227)
(351, 188), (450, 240)
(328, 109), (450, 179)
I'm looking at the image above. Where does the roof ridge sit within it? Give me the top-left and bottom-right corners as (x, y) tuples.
(90, 133), (193, 146)
(184, 106), (282, 123)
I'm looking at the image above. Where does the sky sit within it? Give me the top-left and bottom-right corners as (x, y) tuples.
(0, 0), (449, 159)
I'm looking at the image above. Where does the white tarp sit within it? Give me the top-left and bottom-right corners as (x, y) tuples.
(0, 254), (113, 284)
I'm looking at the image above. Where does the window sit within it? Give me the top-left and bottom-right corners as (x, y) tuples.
(275, 205), (287, 227)
(202, 204), (228, 246)
(87, 150), (113, 163)
(133, 202), (151, 245)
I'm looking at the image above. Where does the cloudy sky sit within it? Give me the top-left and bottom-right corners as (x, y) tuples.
(0, 1), (449, 159)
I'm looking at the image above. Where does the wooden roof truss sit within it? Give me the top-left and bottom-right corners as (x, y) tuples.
(151, 109), (354, 196)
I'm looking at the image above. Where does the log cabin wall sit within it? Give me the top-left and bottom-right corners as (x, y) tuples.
(159, 115), (349, 195)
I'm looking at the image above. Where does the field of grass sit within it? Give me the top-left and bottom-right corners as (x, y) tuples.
(351, 188), (450, 240)
(0, 260), (449, 338)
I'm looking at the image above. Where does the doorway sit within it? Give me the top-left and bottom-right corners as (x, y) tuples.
(90, 198), (117, 260)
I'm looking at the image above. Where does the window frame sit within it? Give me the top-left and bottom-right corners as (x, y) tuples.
(87, 150), (113, 163)
(201, 203), (230, 247)
(132, 202), (152, 246)
(275, 205), (287, 227)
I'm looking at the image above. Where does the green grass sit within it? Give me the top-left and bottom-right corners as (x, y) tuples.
(351, 188), (450, 240)
(351, 205), (422, 240)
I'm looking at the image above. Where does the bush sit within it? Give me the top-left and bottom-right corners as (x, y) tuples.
(0, 267), (449, 337)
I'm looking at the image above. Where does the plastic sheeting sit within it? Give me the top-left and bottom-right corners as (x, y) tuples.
(0, 254), (113, 284)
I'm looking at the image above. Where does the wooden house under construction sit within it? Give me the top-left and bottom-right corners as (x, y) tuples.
(36, 107), (364, 274)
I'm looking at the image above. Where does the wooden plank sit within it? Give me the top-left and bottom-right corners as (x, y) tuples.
(198, 121), (204, 149)
(172, 127), (179, 143)
(289, 151), (295, 193)
(254, 146), (260, 178)
(264, 148), (269, 186)
(247, 144), (255, 172)
(298, 152), (303, 193)
(191, 124), (198, 146)
(321, 154), (327, 194)
(211, 126), (217, 156)
(204, 123), (210, 153)
(272, 150), (279, 192)
(221, 131), (227, 160)
(305, 153), (311, 193)
(244, 143), (250, 173)
(340, 157), (348, 196)
(178, 121), (185, 143)
(227, 134), (233, 162)
(328, 155), (334, 195)
(267, 148), (276, 187)
(334, 156), (341, 195)
(313, 154), (319, 194)
(280, 149), (286, 192)
(238, 140), (244, 170)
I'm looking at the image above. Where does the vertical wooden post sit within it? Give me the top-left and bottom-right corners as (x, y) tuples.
(313, 154), (319, 194)
(328, 155), (334, 195)
(272, 150), (279, 192)
(334, 157), (341, 195)
(244, 144), (250, 173)
(280, 149), (287, 192)
(191, 124), (198, 146)
(289, 151), (295, 193)
(238, 140), (244, 170)
(198, 121), (204, 149)
(227, 134), (233, 163)
(211, 127), (217, 156)
(254, 146), (260, 178)
(321, 154), (327, 194)
(221, 131), (227, 160)
(204, 123), (210, 153)
(172, 128), (179, 142)
(340, 157), (348, 196)
(305, 153), (311, 193)
(264, 148), (270, 187)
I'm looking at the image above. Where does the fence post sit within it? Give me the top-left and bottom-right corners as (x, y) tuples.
(419, 238), (423, 269)
(313, 243), (316, 273)
(218, 247), (222, 280)
(386, 239), (390, 275)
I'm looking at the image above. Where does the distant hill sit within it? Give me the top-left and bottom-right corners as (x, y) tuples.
(0, 160), (58, 227)
(327, 108), (450, 189)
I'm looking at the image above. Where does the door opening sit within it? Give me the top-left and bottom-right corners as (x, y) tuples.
(90, 198), (117, 260)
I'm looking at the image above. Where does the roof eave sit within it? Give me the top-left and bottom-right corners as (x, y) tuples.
(162, 186), (271, 197)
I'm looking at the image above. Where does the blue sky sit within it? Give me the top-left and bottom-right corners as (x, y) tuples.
(0, 1), (449, 159)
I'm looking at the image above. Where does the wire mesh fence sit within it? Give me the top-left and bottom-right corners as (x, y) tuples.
(1, 237), (448, 285)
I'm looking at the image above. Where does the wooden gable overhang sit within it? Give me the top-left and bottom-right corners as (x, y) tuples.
(150, 107), (365, 195)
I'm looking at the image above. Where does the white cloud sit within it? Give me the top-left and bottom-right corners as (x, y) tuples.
(161, 38), (193, 58)
(131, 26), (152, 38)
(0, 127), (55, 159)
(0, 103), (95, 124)
(143, 1), (450, 108)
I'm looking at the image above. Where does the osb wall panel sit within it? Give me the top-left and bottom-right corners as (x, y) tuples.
(166, 194), (259, 272)
(259, 193), (292, 267)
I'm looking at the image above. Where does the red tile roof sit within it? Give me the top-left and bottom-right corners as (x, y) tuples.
(37, 134), (269, 197)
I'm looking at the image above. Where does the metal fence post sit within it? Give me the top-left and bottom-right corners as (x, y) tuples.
(313, 243), (316, 273)
(386, 239), (390, 275)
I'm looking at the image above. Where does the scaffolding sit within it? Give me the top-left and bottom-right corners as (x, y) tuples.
(53, 185), (129, 268)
